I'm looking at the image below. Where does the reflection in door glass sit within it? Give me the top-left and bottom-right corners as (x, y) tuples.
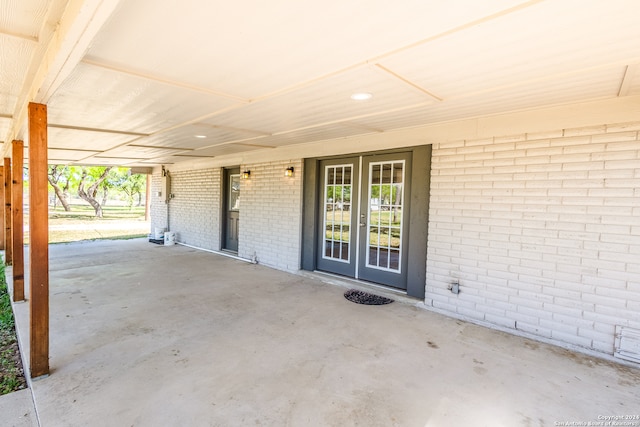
(323, 165), (352, 262)
(368, 161), (404, 271)
(229, 174), (240, 211)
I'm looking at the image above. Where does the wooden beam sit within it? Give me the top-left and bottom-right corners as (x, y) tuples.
(11, 141), (24, 302)
(4, 158), (12, 265)
(0, 166), (4, 251)
(28, 103), (49, 378)
(12, 141), (25, 302)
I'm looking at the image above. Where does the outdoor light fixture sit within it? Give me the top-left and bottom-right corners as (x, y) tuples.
(242, 170), (251, 179)
(284, 166), (294, 177)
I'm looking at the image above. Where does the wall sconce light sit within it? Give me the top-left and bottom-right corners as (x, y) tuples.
(284, 166), (294, 177)
(242, 170), (251, 179)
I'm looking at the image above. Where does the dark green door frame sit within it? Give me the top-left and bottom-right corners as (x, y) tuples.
(302, 145), (431, 299)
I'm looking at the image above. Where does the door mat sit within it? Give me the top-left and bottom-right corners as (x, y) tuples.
(344, 289), (394, 305)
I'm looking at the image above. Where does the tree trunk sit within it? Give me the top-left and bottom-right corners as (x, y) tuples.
(77, 167), (112, 218)
(47, 176), (71, 211)
(101, 187), (109, 207)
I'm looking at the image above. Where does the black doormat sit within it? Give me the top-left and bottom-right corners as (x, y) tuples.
(344, 289), (394, 305)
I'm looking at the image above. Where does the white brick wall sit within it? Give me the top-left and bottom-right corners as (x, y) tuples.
(150, 168), (221, 250)
(239, 160), (303, 271)
(426, 121), (640, 355)
(168, 168), (221, 250)
(151, 163), (303, 271)
(150, 173), (167, 236)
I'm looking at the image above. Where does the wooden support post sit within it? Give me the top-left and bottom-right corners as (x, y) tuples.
(0, 166), (4, 251)
(4, 157), (12, 265)
(29, 103), (49, 378)
(12, 141), (25, 302)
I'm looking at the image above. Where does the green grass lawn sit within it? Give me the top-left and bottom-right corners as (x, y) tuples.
(25, 203), (150, 244)
(49, 203), (147, 221)
(0, 258), (27, 395)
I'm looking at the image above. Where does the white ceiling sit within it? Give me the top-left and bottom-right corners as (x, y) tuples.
(1, 0), (639, 166)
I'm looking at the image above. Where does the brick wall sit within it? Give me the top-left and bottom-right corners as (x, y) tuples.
(149, 172), (167, 237)
(167, 168), (221, 250)
(239, 160), (303, 271)
(426, 121), (640, 354)
(150, 168), (221, 250)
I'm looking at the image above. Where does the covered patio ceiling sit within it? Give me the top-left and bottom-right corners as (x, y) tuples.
(1, 0), (639, 167)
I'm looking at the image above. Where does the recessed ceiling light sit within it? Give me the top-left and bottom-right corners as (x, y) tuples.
(350, 92), (373, 101)
(194, 135), (207, 139)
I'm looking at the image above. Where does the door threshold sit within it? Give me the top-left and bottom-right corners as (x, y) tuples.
(300, 270), (420, 305)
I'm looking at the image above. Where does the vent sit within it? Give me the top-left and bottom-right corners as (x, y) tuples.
(614, 326), (640, 364)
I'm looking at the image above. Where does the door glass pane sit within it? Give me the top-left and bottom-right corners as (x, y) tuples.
(367, 161), (404, 272)
(229, 174), (240, 211)
(323, 165), (352, 262)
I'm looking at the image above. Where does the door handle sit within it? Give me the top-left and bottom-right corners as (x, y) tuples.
(360, 213), (366, 227)
(360, 222), (366, 227)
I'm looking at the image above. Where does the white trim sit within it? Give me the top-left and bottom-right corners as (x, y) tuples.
(321, 163), (353, 264)
(354, 156), (363, 279)
(364, 159), (406, 274)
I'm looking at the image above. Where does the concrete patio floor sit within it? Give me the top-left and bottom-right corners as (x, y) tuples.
(6, 239), (640, 426)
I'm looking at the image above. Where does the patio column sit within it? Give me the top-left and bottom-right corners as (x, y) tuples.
(29, 102), (49, 378)
(12, 140), (25, 302)
(0, 166), (4, 251)
(4, 157), (11, 265)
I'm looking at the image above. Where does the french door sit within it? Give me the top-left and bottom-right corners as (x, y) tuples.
(316, 152), (411, 289)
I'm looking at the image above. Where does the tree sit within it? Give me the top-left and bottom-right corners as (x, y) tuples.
(77, 167), (112, 217)
(119, 173), (146, 209)
(99, 168), (126, 206)
(48, 165), (72, 211)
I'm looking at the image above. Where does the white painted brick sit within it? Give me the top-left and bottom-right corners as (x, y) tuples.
(526, 146), (563, 157)
(484, 314), (515, 329)
(562, 126), (606, 137)
(540, 319), (578, 335)
(425, 122), (640, 354)
(562, 161), (604, 171)
(550, 135), (591, 146)
(606, 122), (640, 133)
(591, 150), (639, 162)
(526, 130), (564, 140)
(591, 131), (638, 143)
(550, 330), (592, 348)
(604, 159), (640, 170)
(515, 322), (552, 338)
(518, 305), (553, 320)
(494, 134), (526, 143)
(591, 340), (614, 354)
(456, 307), (485, 321)
(506, 309), (541, 326)
(524, 163), (562, 172)
(514, 155), (551, 166)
